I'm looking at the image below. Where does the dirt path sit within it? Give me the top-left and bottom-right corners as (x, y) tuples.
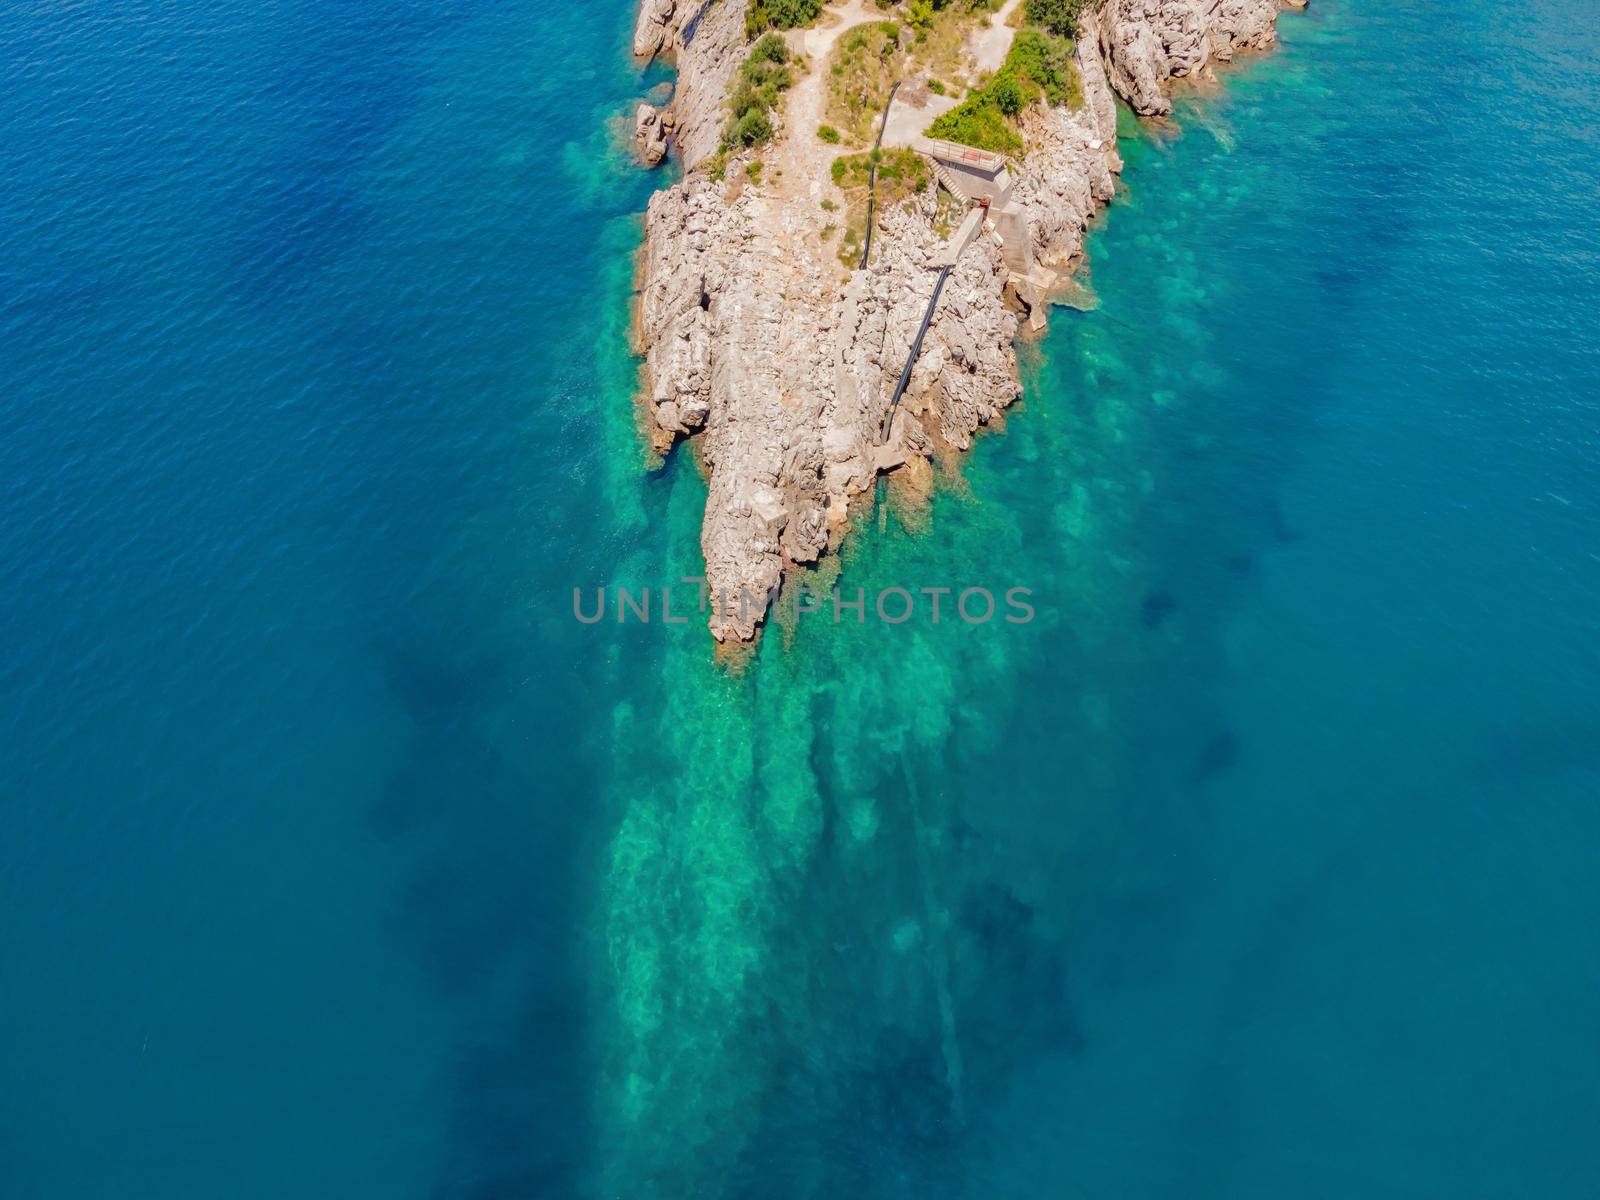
(972, 0), (1026, 74)
(881, 79), (958, 150)
(767, 0), (880, 205)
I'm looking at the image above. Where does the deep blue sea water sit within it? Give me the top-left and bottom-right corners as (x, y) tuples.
(3, 1), (1598, 1197)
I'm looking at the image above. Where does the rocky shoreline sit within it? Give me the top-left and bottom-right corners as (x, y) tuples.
(632, 0), (1302, 641)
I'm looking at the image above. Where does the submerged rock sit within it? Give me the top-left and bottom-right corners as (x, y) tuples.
(634, 102), (670, 167)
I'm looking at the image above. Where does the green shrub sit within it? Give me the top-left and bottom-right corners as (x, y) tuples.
(1006, 28), (1078, 105)
(927, 78), (947, 95)
(749, 32), (790, 63)
(768, 0), (823, 23)
(747, 0), (823, 35)
(991, 74), (1023, 115)
(830, 148), (931, 199)
(817, 124), (842, 143)
(1023, 0), (1091, 38)
(730, 108), (773, 146)
(721, 31), (797, 152)
(924, 27), (1077, 151)
(926, 94), (1022, 152)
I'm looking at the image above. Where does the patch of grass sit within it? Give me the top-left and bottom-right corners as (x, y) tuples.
(925, 27), (1078, 152)
(903, 0), (994, 81)
(837, 223), (862, 267)
(931, 184), (963, 237)
(746, 160), (764, 184)
(832, 147), (932, 204)
(829, 146), (931, 265)
(820, 197), (837, 211)
(817, 124), (842, 143)
(927, 77), (946, 94)
(723, 33), (795, 151)
(824, 21), (904, 145)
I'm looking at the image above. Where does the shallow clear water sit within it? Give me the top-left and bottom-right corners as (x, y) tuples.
(3, 0), (1598, 1196)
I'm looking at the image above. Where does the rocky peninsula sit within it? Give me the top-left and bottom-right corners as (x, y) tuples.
(633, 0), (1302, 641)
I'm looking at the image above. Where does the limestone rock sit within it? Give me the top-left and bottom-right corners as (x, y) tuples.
(635, 103), (669, 167)
(633, 0), (676, 58)
(1098, 0), (1285, 115)
(631, 0), (1297, 640)
(631, 0), (749, 167)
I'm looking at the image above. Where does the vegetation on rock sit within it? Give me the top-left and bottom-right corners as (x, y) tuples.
(925, 28), (1078, 151)
(1023, 0), (1093, 39)
(829, 147), (931, 264)
(746, 0), (824, 36)
(830, 146), (931, 195)
(873, 0), (1001, 13)
(824, 21), (904, 145)
(723, 33), (795, 151)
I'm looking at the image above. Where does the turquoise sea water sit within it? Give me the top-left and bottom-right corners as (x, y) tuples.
(4, 0), (1598, 1196)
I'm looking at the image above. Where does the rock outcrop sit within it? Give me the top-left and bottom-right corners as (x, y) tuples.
(632, 0), (752, 167)
(634, 0), (678, 58)
(637, 178), (1021, 640)
(635, 103), (670, 167)
(632, 0), (1299, 640)
(1097, 0), (1292, 115)
(1012, 36), (1122, 270)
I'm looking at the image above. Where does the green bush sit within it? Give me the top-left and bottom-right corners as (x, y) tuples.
(749, 32), (790, 64)
(747, 0), (823, 35)
(730, 108), (774, 146)
(737, 60), (792, 102)
(831, 147), (931, 197)
(991, 74), (1023, 115)
(926, 94), (1022, 152)
(767, 0), (823, 23)
(1006, 28), (1078, 105)
(817, 124), (842, 143)
(925, 27), (1077, 151)
(1023, 0), (1091, 38)
(721, 31), (797, 153)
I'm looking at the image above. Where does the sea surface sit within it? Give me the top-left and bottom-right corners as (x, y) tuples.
(3, 0), (1598, 1196)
